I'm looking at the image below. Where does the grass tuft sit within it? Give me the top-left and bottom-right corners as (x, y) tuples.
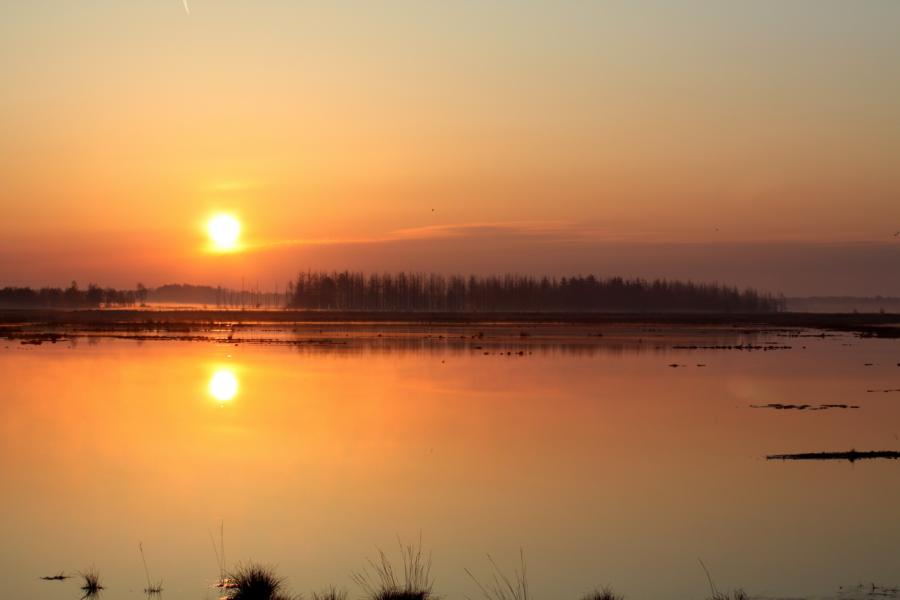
(79, 568), (104, 599)
(465, 551), (529, 600)
(697, 558), (747, 600)
(581, 587), (624, 600)
(139, 542), (163, 596)
(40, 572), (70, 581)
(351, 536), (434, 600)
(225, 562), (295, 600)
(144, 581), (164, 596)
(312, 586), (348, 600)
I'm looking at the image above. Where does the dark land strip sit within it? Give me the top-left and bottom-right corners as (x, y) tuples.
(767, 450), (900, 462)
(751, 403), (860, 411)
(0, 309), (897, 334)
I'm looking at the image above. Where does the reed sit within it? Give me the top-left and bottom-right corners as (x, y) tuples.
(79, 568), (104, 599)
(465, 551), (529, 600)
(311, 586), (348, 600)
(352, 536), (434, 600)
(139, 542), (163, 596)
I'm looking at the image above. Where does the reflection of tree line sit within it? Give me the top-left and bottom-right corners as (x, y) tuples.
(288, 272), (783, 312)
(0, 281), (148, 308)
(284, 337), (750, 357)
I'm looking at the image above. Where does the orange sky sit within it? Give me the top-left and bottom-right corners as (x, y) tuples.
(1, 1), (898, 294)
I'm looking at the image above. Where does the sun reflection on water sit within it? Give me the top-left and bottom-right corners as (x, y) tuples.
(208, 368), (239, 402)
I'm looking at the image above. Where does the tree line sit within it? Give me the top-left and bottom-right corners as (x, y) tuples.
(0, 282), (283, 309)
(287, 271), (784, 312)
(0, 282), (149, 309)
(0, 273), (785, 312)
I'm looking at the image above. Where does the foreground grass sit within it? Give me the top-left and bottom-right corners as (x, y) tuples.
(708, 591), (748, 600)
(79, 568), (103, 599)
(139, 542), (163, 596)
(351, 538), (435, 600)
(225, 563), (295, 600)
(38, 547), (786, 600)
(581, 588), (625, 600)
(466, 554), (626, 600)
(311, 586), (348, 600)
(466, 552), (530, 600)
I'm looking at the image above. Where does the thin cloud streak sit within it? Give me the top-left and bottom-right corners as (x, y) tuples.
(2, 228), (898, 295)
(249, 221), (656, 251)
(243, 220), (895, 253)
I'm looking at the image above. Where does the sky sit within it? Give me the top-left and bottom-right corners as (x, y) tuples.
(1, 1), (898, 295)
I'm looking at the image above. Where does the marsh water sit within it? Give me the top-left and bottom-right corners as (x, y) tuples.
(1, 323), (899, 600)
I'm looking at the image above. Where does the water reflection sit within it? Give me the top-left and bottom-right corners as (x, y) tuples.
(1, 334), (899, 600)
(209, 368), (239, 402)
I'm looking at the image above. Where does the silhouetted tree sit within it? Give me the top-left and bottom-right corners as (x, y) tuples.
(136, 283), (148, 305)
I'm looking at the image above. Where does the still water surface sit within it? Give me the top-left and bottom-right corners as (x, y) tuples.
(1, 327), (898, 599)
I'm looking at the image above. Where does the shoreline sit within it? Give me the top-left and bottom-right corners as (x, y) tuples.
(0, 309), (897, 337)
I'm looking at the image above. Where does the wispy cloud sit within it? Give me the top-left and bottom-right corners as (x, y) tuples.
(251, 220), (653, 251)
(216, 219), (895, 257)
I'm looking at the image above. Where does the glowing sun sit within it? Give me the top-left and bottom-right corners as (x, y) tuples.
(207, 214), (241, 251)
(209, 369), (239, 402)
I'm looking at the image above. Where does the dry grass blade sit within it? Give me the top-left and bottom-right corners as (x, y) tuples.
(211, 520), (227, 587)
(351, 536), (434, 600)
(709, 591), (748, 600)
(697, 559), (747, 600)
(139, 542), (164, 596)
(465, 550), (528, 600)
(312, 586), (348, 600)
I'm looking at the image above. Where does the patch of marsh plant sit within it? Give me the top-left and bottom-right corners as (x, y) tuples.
(139, 542), (163, 596)
(465, 551), (529, 600)
(708, 591), (748, 600)
(312, 586), (348, 600)
(581, 587), (624, 600)
(79, 568), (104, 599)
(698, 558), (747, 600)
(40, 572), (70, 581)
(225, 562), (295, 600)
(352, 536), (434, 600)
(211, 520), (237, 590)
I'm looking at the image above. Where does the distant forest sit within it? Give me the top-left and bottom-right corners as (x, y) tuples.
(0, 282), (149, 309)
(0, 282), (280, 309)
(0, 273), (784, 312)
(286, 271), (783, 312)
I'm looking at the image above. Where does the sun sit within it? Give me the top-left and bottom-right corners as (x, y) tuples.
(207, 214), (241, 251)
(209, 369), (239, 402)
